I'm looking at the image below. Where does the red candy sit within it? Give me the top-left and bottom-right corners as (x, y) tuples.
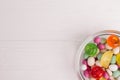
(91, 66), (104, 79)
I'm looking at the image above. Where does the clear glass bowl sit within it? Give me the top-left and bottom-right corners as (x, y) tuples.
(75, 30), (120, 80)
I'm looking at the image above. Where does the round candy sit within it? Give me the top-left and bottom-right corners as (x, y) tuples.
(98, 43), (105, 50)
(95, 61), (102, 67)
(81, 64), (87, 71)
(85, 43), (98, 56)
(107, 34), (120, 48)
(82, 59), (88, 65)
(83, 67), (91, 78)
(86, 66), (91, 73)
(100, 51), (113, 68)
(113, 47), (120, 54)
(103, 72), (109, 79)
(87, 57), (95, 66)
(112, 70), (120, 78)
(105, 44), (112, 50)
(101, 38), (106, 44)
(111, 55), (116, 64)
(94, 36), (101, 44)
(83, 70), (90, 78)
(109, 64), (118, 71)
(106, 69), (112, 76)
(116, 54), (120, 66)
(110, 76), (115, 80)
(91, 66), (104, 79)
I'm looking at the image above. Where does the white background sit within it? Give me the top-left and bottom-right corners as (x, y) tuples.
(1, 0), (120, 80)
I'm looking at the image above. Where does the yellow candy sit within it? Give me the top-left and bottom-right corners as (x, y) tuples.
(100, 51), (113, 68)
(116, 53), (120, 66)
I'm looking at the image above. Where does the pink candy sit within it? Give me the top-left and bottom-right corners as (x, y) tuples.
(98, 43), (105, 50)
(94, 36), (101, 44)
(103, 72), (109, 79)
(82, 59), (88, 65)
(83, 70), (90, 78)
(83, 66), (91, 78)
(94, 36), (105, 50)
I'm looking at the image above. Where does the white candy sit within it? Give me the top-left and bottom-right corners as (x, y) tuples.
(110, 76), (115, 80)
(87, 57), (95, 66)
(109, 64), (118, 71)
(81, 64), (87, 71)
(106, 69), (112, 76)
(105, 44), (112, 50)
(117, 76), (120, 80)
(113, 47), (120, 54)
(95, 61), (101, 67)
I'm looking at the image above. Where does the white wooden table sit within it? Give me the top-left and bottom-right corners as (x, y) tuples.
(0, 0), (120, 80)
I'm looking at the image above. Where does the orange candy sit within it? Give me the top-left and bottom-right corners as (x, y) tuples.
(107, 34), (120, 48)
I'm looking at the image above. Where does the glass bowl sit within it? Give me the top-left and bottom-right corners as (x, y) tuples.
(75, 30), (120, 80)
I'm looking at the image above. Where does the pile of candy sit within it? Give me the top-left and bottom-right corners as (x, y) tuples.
(81, 34), (120, 80)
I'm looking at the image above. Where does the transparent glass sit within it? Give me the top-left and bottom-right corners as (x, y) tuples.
(75, 30), (120, 80)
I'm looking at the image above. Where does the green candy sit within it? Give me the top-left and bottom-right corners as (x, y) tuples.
(83, 53), (89, 59)
(97, 53), (102, 60)
(111, 55), (116, 64)
(85, 43), (98, 57)
(113, 70), (120, 78)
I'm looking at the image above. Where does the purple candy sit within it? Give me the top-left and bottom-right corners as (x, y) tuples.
(82, 59), (88, 65)
(83, 70), (90, 78)
(86, 66), (91, 73)
(83, 66), (91, 78)
(94, 36), (101, 44)
(98, 43), (105, 50)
